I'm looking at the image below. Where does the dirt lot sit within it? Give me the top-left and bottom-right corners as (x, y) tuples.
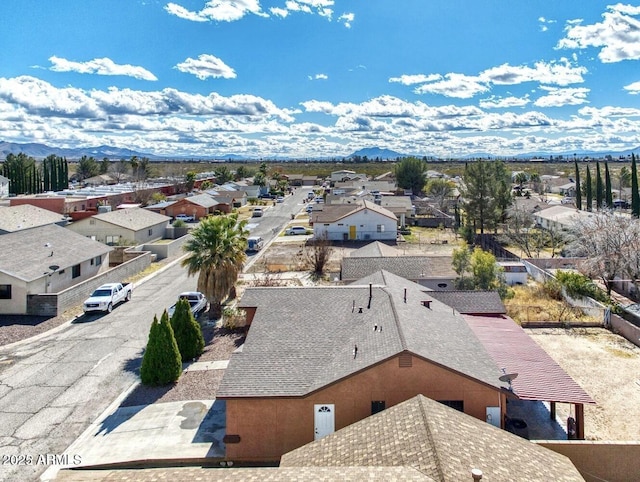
(528, 327), (640, 441)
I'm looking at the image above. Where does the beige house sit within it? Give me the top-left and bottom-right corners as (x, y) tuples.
(0, 224), (112, 314)
(67, 208), (170, 245)
(533, 206), (594, 232)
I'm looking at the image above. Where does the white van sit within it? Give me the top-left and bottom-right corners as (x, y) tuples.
(252, 207), (264, 217)
(247, 236), (264, 252)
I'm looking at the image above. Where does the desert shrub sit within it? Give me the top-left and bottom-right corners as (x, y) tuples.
(222, 307), (245, 330)
(140, 311), (182, 386)
(170, 298), (205, 362)
(542, 278), (563, 300)
(555, 271), (608, 303)
(172, 219), (186, 228)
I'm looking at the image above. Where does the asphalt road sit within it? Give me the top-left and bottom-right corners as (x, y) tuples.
(0, 262), (197, 482)
(0, 188), (314, 481)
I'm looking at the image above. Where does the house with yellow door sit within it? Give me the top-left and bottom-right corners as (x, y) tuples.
(309, 200), (397, 241)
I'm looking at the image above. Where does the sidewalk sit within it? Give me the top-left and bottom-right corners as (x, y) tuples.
(41, 361), (228, 481)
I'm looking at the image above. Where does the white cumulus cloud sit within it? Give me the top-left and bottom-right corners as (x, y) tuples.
(48, 56), (157, 81)
(308, 73), (328, 80)
(557, 4), (640, 62)
(624, 81), (640, 94)
(533, 86), (590, 107)
(414, 73), (489, 99)
(338, 12), (354, 28)
(175, 54), (236, 80)
(389, 74), (442, 85)
(165, 0), (266, 22)
(479, 95), (531, 109)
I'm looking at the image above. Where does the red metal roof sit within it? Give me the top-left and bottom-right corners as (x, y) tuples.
(464, 314), (596, 405)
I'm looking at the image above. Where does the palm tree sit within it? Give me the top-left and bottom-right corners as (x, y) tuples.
(181, 213), (249, 320)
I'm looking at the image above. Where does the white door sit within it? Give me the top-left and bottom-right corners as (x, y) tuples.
(486, 406), (501, 428)
(314, 404), (335, 440)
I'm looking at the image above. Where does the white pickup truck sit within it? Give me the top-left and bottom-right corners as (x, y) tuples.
(83, 283), (132, 314)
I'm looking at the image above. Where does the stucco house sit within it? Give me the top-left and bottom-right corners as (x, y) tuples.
(164, 194), (219, 220)
(310, 200), (397, 241)
(533, 206), (593, 232)
(66, 208), (170, 245)
(0, 224), (112, 314)
(219, 270), (594, 463)
(281, 394), (585, 482)
(0, 174), (9, 197)
(0, 205), (68, 234)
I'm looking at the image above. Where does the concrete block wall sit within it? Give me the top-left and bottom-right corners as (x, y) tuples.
(26, 251), (152, 317)
(142, 234), (191, 260)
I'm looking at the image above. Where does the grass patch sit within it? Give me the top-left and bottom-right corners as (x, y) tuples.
(125, 263), (165, 284)
(605, 347), (637, 359)
(504, 282), (600, 324)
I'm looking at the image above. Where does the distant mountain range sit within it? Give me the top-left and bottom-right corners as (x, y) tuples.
(0, 140), (638, 162)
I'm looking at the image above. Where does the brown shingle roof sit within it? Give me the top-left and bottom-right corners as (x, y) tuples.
(281, 395), (585, 482)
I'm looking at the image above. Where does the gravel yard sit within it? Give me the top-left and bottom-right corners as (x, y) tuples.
(527, 327), (640, 441)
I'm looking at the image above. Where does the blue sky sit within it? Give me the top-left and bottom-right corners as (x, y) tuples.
(1, 0), (639, 158)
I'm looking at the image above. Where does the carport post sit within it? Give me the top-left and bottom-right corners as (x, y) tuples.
(549, 401), (556, 419)
(575, 404), (584, 440)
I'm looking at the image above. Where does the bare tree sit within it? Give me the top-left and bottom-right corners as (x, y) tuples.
(503, 204), (565, 258)
(304, 233), (333, 276)
(566, 210), (640, 295)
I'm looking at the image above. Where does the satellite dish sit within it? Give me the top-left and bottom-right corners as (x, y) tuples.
(499, 373), (519, 383)
(48, 265), (60, 272)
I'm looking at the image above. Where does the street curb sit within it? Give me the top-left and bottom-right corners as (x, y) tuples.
(1, 254), (189, 352)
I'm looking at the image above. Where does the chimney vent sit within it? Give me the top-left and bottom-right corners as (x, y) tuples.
(471, 469), (483, 481)
(403, 288), (407, 303)
(422, 300), (431, 309)
(358, 307), (363, 313)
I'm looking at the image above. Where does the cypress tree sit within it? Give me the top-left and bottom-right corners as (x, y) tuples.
(604, 161), (613, 207)
(586, 166), (593, 212)
(43, 159), (50, 191)
(632, 153), (639, 218)
(574, 160), (582, 210)
(170, 298), (205, 362)
(595, 161), (603, 209)
(140, 311), (182, 386)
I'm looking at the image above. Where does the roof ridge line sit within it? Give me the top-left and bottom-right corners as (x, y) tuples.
(417, 396), (446, 482)
(383, 278), (408, 351)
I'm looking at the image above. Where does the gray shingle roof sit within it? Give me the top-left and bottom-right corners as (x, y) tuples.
(427, 291), (506, 314)
(180, 193), (219, 208)
(0, 224), (112, 281)
(281, 395), (584, 482)
(349, 241), (401, 258)
(218, 270), (502, 398)
(0, 205), (67, 233)
(92, 208), (170, 231)
(312, 200), (397, 223)
(341, 256), (455, 281)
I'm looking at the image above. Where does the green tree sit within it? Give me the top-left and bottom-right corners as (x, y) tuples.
(253, 171), (267, 187)
(2, 152), (36, 194)
(513, 172), (528, 193)
(76, 155), (99, 181)
(235, 165), (253, 180)
(462, 160), (511, 234)
(170, 298), (205, 362)
(585, 166), (593, 212)
(595, 161), (603, 209)
(452, 244), (474, 289)
(632, 153), (639, 218)
(604, 162), (612, 207)
(215, 166), (233, 184)
(470, 247), (503, 291)
(100, 157), (110, 175)
(185, 171), (196, 192)
(395, 157), (426, 195)
(574, 160), (582, 210)
(140, 311), (182, 386)
(181, 213), (249, 319)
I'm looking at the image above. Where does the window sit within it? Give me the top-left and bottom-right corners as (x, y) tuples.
(376, 224), (385, 232)
(72, 264), (81, 279)
(90, 256), (102, 266)
(439, 400), (464, 412)
(371, 401), (385, 415)
(148, 229), (153, 236)
(106, 235), (120, 245)
(0, 284), (11, 299)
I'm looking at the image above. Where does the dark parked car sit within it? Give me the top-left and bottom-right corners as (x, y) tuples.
(613, 199), (630, 209)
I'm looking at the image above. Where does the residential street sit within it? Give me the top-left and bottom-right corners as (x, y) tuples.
(0, 192), (309, 482)
(0, 262), (197, 482)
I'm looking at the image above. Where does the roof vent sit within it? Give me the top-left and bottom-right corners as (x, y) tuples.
(421, 300), (431, 309)
(358, 307), (363, 313)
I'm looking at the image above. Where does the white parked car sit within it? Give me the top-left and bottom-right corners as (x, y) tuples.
(286, 226), (309, 236)
(175, 214), (195, 222)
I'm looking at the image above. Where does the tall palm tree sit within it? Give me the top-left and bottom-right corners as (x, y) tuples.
(181, 213), (249, 320)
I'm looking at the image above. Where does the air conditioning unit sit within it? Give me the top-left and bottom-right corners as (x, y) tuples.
(364, 234), (371, 240)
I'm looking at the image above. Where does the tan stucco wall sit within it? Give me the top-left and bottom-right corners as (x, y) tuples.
(538, 441), (640, 482)
(0, 273), (27, 314)
(224, 354), (502, 462)
(67, 218), (166, 245)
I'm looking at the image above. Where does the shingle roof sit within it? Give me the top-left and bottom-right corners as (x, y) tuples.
(0, 224), (112, 282)
(219, 270), (502, 398)
(311, 200), (397, 223)
(341, 256), (455, 281)
(349, 241), (401, 258)
(179, 193), (219, 208)
(0, 205), (67, 233)
(281, 395), (585, 482)
(427, 290), (506, 314)
(92, 208), (170, 231)
(464, 315), (595, 405)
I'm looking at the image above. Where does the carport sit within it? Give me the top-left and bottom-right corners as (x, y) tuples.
(464, 314), (596, 439)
